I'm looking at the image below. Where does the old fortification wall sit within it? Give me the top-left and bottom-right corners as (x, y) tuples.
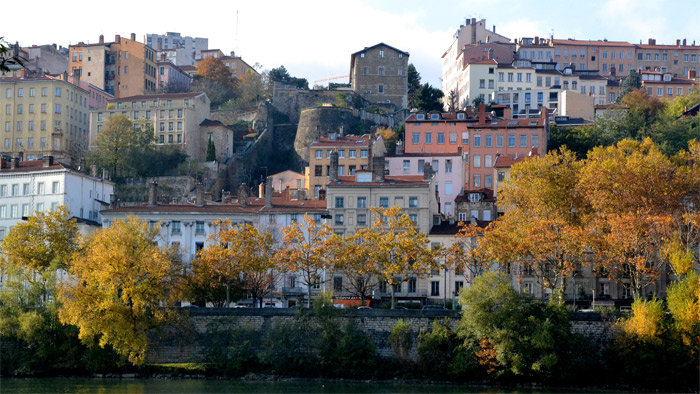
(147, 309), (612, 364)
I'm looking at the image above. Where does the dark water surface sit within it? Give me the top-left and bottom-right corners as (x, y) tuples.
(0, 378), (601, 393)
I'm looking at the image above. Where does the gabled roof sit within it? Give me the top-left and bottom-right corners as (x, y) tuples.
(0, 159), (67, 173)
(351, 42), (409, 57)
(493, 155), (533, 168)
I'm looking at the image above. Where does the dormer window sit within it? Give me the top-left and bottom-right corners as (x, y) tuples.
(360, 53), (365, 58)
(356, 172), (372, 182)
(416, 114), (425, 120)
(469, 193), (481, 202)
(430, 113), (439, 120)
(457, 112), (465, 120)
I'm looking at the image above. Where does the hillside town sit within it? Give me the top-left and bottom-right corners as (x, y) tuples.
(0, 15), (698, 390)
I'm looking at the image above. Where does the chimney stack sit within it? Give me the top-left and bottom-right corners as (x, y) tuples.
(115, 34), (121, 43)
(221, 190), (232, 203)
(99, 34), (104, 44)
(339, 125), (344, 136)
(676, 39), (681, 46)
(148, 181), (158, 205)
(503, 107), (512, 119)
(264, 177), (272, 208)
(130, 33), (136, 41)
(423, 162), (433, 181)
(683, 38), (687, 46)
(372, 155), (386, 182)
(42, 155), (54, 168)
(238, 183), (249, 206)
(329, 150), (339, 182)
(395, 139), (404, 155)
(10, 157), (19, 169)
(258, 182), (265, 198)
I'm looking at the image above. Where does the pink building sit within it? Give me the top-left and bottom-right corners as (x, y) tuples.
(48, 74), (113, 109)
(157, 60), (192, 92)
(386, 150), (466, 217)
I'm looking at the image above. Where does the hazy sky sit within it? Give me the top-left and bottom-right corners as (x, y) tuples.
(4, 0), (698, 87)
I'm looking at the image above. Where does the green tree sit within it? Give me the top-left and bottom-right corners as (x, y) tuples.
(619, 69), (642, 99)
(268, 65), (308, 89)
(206, 137), (216, 162)
(407, 63), (421, 106)
(411, 83), (444, 112)
(0, 37), (23, 72)
(89, 114), (153, 179)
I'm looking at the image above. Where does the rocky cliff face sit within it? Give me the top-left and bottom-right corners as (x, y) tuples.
(293, 107), (364, 162)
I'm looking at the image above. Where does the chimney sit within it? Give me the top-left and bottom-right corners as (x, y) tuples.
(676, 39), (681, 46)
(395, 140), (404, 155)
(90, 164), (98, 177)
(423, 162), (433, 181)
(683, 38), (687, 46)
(42, 155), (54, 167)
(130, 33), (136, 41)
(11, 157), (19, 169)
(534, 36), (539, 45)
(238, 183), (249, 206)
(339, 125), (344, 137)
(372, 156), (385, 182)
(264, 177), (272, 208)
(99, 34), (104, 44)
(648, 38), (655, 45)
(503, 107), (512, 119)
(221, 190), (232, 203)
(329, 150), (339, 182)
(115, 34), (121, 43)
(471, 17), (476, 25)
(148, 181), (158, 205)
(478, 103), (486, 121)
(258, 182), (265, 198)
(493, 25), (496, 33)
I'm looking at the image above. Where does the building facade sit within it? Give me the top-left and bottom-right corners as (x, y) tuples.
(350, 43), (409, 110)
(69, 34), (157, 98)
(157, 59), (192, 92)
(0, 156), (114, 242)
(641, 70), (697, 98)
(147, 32), (208, 66)
(89, 92), (211, 159)
(0, 76), (90, 162)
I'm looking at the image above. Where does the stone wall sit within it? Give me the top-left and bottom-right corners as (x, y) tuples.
(147, 309), (613, 364)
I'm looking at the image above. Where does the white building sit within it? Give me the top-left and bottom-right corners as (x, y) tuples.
(146, 32), (208, 66)
(0, 156), (114, 241)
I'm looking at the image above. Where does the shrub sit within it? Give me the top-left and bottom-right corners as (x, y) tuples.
(389, 319), (412, 362)
(417, 319), (459, 379)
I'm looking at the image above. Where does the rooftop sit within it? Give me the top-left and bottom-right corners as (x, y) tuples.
(311, 134), (373, 148)
(329, 175), (428, 187)
(103, 197), (327, 214)
(108, 91), (205, 103)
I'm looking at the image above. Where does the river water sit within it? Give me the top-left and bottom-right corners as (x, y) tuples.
(0, 378), (589, 393)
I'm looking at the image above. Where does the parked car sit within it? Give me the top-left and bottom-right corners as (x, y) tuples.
(421, 305), (446, 311)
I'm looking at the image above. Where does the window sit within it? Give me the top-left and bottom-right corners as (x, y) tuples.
(402, 160), (410, 173)
(335, 197), (344, 208)
(507, 73), (513, 82)
(445, 181), (452, 195)
(54, 104), (62, 114)
(536, 76), (542, 87)
(171, 221), (181, 234)
(462, 131), (468, 143)
(409, 214), (418, 224)
(520, 134), (528, 147)
(378, 66), (384, 76)
(498, 72), (504, 82)
(409, 196), (418, 208)
(532, 134), (540, 148)
(485, 134), (492, 147)
(437, 132), (445, 144)
(55, 87), (62, 97)
(41, 87), (47, 97)
(357, 196), (367, 209)
(360, 149), (368, 158)
(473, 174), (481, 187)
(485, 155), (492, 168)
(378, 85), (384, 93)
(29, 87), (35, 97)
(473, 134), (481, 147)
(412, 132), (419, 144)
(22, 183), (29, 195)
(445, 159), (452, 173)
(338, 150), (345, 159)
(335, 214), (344, 225)
(379, 50), (384, 58)
(431, 281), (440, 296)
(484, 174), (493, 188)
(357, 214), (367, 225)
(473, 155), (481, 168)
(379, 197), (389, 208)
(52, 181), (60, 194)
(424, 132), (432, 144)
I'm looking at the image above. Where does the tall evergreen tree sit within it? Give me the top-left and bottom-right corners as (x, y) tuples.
(206, 137), (216, 162)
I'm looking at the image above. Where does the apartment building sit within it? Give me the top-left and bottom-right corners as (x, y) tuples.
(350, 43), (409, 110)
(69, 34), (157, 98)
(404, 106), (548, 190)
(0, 156), (114, 241)
(157, 59), (192, 92)
(89, 92), (211, 159)
(325, 155), (439, 236)
(641, 70), (697, 98)
(635, 39), (700, 77)
(305, 133), (385, 199)
(386, 150), (466, 217)
(147, 32), (208, 66)
(23, 44), (69, 75)
(442, 18), (511, 100)
(0, 75), (90, 162)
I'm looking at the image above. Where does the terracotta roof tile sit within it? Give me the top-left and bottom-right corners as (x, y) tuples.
(109, 92), (205, 102)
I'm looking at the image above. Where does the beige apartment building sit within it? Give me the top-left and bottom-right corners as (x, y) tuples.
(306, 133), (385, 199)
(69, 34), (157, 98)
(0, 75), (90, 163)
(635, 39), (700, 77)
(350, 43), (409, 110)
(89, 92), (211, 160)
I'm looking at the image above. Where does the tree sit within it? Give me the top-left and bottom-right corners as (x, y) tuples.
(619, 69), (642, 99)
(277, 215), (334, 307)
(445, 89), (458, 111)
(205, 137), (216, 162)
(410, 83), (444, 112)
(330, 233), (376, 305)
(194, 222), (277, 307)
(442, 222), (490, 285)
(196, 56), (235, 87)
(89, 114), (153, 179)
(268, 65), (308, 89)
(0, 37), (23, 73)
(58, 218), (179, 365)
(235, 69), (269, 105)
(357, 207), (437, 309)
(407, 64), (421, 106)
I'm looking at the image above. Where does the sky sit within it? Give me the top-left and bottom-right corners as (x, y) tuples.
(4, 0), (699, 88)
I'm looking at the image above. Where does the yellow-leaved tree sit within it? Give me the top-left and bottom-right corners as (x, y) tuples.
(58, 217), (179, 365)
(194, 221), (276, 308)
(277, 214), (334, 308)
(442, 221), (490, 286)
(329, 232), (376, 305)
(357, 206), (437, 309)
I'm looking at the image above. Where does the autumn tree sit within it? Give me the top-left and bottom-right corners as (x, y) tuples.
(442, 222), (490, 285)
(89, 114), (154, 178)
(277, 215), (334, 307)
(330, 233), (376, 305)
(194, 222), (277, 307)
(1, 206), (79, 304)
(58, 218), (179, 365)
(357, 207), (437, 309)
(196, 56), (235, 87)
